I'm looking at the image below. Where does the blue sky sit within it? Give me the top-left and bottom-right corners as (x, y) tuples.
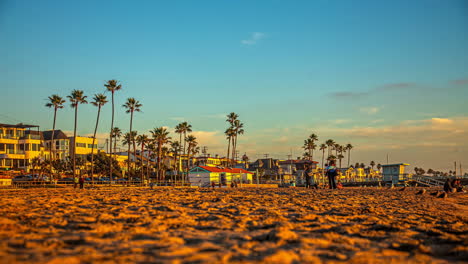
(1, 0), (467, 171)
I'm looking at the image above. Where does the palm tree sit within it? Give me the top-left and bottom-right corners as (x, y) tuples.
(45, 94), (65, 176)
(186, 135), (198, 173)
(345, 143), (353, 167)
(175, 122), (192, 179)
(303, 139), (316, 161)
(225, 127), (235, 166)
(105, 79), (122, 183)
(90, 94), (108, 184)
(111, 127), (122, 155)
(170, 141), (181, 183)
(337, 154), (345, 168)
(150, 127), (171, 182)
(67, 90), (88, 181)
(319, 143), (327, 170)
(136, 134), (149, 182)
(232, 120), (244, 165)
(123, 98), (142, 177)
(175, 123), (184, 177)
(146, 142), (156, 181)
(308, 133), (318, 160)
(325, 139), (335, 158)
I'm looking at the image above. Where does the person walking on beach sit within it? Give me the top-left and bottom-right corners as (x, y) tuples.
(326, 161), (338, 189)
(304, 164), (311, 188)
(79, 176), (85, 189)
(74, 177), (79, 189)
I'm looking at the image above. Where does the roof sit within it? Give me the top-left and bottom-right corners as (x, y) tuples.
(0, 123), (39, 129)
(278, 160), (318, 165)
(42, 130), (69, 140)
(197, 166), (253, 174)
(381, 163), (410, 167)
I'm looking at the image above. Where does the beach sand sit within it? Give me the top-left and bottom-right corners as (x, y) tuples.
(0, 187), (466, 263)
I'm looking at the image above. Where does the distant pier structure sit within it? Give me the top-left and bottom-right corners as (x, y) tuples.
(382, 163), (410, 185)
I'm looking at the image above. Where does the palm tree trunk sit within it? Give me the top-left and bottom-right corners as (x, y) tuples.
(178, 134), (182, 182)
(128, 111), (133, 179)
(347, 150), (351, 167)
(91, 106), (101, 185)
(140, 143), (144, 183)
(72, 106), (78, 182)
(157, 143), (162, 183)
(109, 92), (115, 184)
(226, 136), (231, 166)
(50, 108), (57, 178)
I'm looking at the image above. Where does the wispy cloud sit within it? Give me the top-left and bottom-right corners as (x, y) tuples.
(170, 117), (185, 122)
(359, 106), (381, 115)
(330, 91), (369, 98)
(378, 82), (415, 91)
(241, 32), (266, 45)
(330, 82), (417, 99)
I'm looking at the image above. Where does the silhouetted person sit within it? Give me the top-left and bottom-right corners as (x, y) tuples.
(304, 164), (311, 188)
(79, 176), (85, 189)
(326, 161), (338, 189)
(444, 178), (454, 193)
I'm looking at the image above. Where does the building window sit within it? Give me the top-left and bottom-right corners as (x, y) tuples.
(0, 143), (4, 151)
(87, 144), (97, 149)
(76, 143), (86, 148)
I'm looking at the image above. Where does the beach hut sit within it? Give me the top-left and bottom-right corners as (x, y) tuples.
(382, 163), (410, 184)
(188, 166), (253, 187)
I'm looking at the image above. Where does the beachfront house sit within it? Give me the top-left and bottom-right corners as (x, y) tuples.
(188, 166), (253, 187)
(382, 163), (410, 184)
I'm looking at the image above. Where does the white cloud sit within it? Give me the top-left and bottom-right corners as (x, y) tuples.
(359, 106), (381, 115)
(241, 32), (266, 45)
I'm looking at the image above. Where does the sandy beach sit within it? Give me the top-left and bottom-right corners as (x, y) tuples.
(0, 187), (466, 263)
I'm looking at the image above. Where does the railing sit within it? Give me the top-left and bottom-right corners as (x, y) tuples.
(411, 175), (444, 187)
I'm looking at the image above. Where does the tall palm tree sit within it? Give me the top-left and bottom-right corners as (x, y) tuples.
(325, 139), (335, 158)
(186, 135), (198, 172)
(136, 134), (149, 181)
(232, 119), (244, 165)
(308, 133), (318, 160)
(105, 79), (122, 183)
(90, 94), (108, 184)
(303, 139), (316, 161)
(334, 143), (340, 157)
(146, 142), (156, 181)
(174, 123), (184, 177)
(150, 127), (171, 182)
(319, 143), (327, 170)
(226, 112), (238, 165)
(170, 141), (181, 183)
(225, 127), (235, 166)
(45, 94), (65, 174)
(67, 90), (88, 181)
(123, 98), (142, 177)
(112, 127), (122, 154)
(345, 143), (353, 167)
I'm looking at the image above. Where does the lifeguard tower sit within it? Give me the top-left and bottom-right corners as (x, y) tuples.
(382, 163), (410, 185)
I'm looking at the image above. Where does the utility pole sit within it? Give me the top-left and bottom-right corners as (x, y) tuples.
(454, 161), (457, 176)
(460, 162), (462, 177)
(202, 146), (208, 157)
(263, 154), (269, 159)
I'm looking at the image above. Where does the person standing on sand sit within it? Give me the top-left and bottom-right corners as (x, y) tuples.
(304, 164), (311, 188)
(79, 176), (85, 189)
(326, 161), (338, 189)
(74, 177), (79, 189)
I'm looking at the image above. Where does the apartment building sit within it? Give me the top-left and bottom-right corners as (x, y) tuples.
(0, 123), (44, 170)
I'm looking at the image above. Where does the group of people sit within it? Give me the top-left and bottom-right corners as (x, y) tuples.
(304, 160), (341, 190)
(444, 178), (464, 193)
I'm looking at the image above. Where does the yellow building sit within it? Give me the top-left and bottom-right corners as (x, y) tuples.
(69, 136), (98, 161)
(0, 123), (46, 171)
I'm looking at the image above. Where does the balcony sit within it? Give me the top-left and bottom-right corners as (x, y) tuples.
(20, 135), (41, 140)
